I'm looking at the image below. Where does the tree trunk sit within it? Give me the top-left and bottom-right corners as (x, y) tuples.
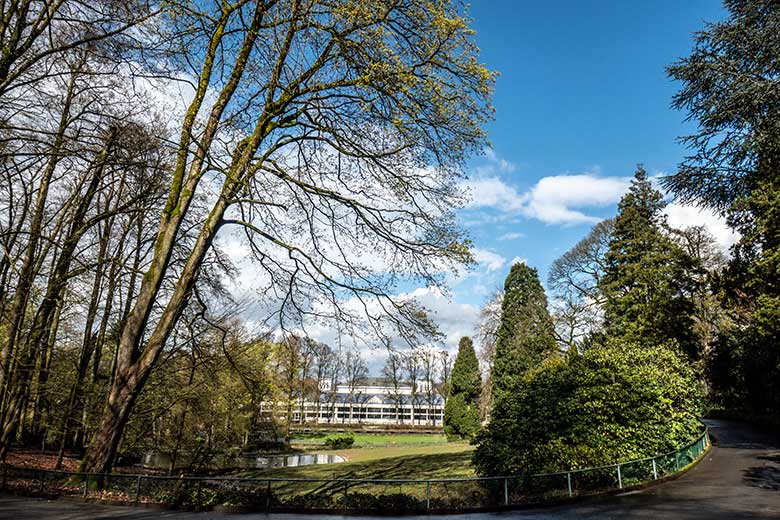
(81, 1), (275, 472)
(0, 64), (79, 415)
(0, 128), (116, 458)
(82, 177), (237, 472)
(28, 303), (62, 444)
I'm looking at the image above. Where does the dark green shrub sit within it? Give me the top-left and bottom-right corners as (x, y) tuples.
(338, 492), (421, 511)
(282, 492), (335, 508)
(324, 433), (354, 449)
(474, 339), (702, 476)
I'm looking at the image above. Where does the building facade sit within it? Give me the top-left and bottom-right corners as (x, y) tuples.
(262, 377), (445, 426)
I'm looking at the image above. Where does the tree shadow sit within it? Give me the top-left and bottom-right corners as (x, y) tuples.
(743, 454), (780, 491)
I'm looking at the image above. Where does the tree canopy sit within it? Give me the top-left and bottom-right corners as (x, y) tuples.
(0, 0), (495, 472)
(667, 0), (780, 424)
(473, 339), (702, 476)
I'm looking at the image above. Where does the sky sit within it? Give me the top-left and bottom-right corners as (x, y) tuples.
(361, 1), (735, 368)
(219, 1), (737, 372)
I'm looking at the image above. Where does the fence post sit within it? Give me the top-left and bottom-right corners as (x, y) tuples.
(567, 472), (572, 497)
(196, 479), (202, 508)
(39, 470), (45, 495)
(83, 475), (88, 498)
(503, 478), (508, 506)
(134, 475), (141, 504)
(616, 465), (622, 489)
(426, 481), (431, 510)
(675, 452), (680, 471)
(265, 480), (271, 513)
(1, 465), (6, 490)
(652, 458), (658, 480)
(344, 480), (349, 503)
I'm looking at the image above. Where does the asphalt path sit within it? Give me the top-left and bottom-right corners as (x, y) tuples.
(0, 419), (778, 519)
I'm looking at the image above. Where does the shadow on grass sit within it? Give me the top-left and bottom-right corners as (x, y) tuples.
(244, 449), (475, 500)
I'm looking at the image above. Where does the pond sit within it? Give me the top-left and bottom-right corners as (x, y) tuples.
(142, 451), (346, 470)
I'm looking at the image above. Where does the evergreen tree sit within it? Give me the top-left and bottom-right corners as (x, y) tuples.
(490, 263), (557, 404)
(667, 0), (780, 422)
(443, 337), (481, 438)
(598, 167), (700, 358)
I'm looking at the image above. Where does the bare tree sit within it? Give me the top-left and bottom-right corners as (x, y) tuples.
(382, 349), (404, 425)
(671, 225), (733, 373)
(419, 347), (439, 425)
(342, 349), (367, 425)
(475, 290), (502, 372)
(547, 218), (614, 352)
(310, 341), (332, 424)
(402, 349), (421, 425)
(474, 290), (501, 420)
(0, 0), (159, 99)
(438, 349), (453, 403)
(80, 0), (492, 472)
(325, 352), (343, 424)
(278, 335), (301, 432)
(0, 44), (170, 458)
(296, 337), (318, 424)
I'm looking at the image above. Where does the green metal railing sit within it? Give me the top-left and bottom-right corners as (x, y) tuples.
(0, 425), (709, 512)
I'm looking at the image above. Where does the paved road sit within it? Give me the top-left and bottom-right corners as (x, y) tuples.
(0, 420), (778, 519)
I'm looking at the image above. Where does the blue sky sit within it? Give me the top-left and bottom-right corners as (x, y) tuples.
(385, 1), (738, 362)
(452, 1), (730, 297)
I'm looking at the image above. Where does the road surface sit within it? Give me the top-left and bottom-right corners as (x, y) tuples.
(0, 419), (777, 519)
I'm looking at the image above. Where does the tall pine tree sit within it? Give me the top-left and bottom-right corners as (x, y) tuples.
(490, 263), (557, 405)
(599, 166), (699, 357)
(443, 337), (481, 438)
(667, 0), (780, 422)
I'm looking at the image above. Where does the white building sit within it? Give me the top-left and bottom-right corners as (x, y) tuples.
(263, 377), (445, 426)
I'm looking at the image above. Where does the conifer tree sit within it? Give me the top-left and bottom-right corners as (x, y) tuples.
(599, 166), (700, 358)
(490, 263), (557, 404)
(443, 337), (481, 438)
(667, 0), (780, 419)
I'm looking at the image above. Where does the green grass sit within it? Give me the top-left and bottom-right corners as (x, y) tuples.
(292, 432), (448, 447)
(238, 442), (476, 501)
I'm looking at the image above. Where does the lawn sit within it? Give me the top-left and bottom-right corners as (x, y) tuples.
(237, 441), (478, 503)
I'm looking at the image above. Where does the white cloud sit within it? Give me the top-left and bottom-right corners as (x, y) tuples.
(465, 171), (738, 251)
(463, 156), (741, 254)
(510, 256), (528, 266)
(464, 172), (631, 225)
(521, 174), (632, 225)
(289, 286), (480, 374)
(484, 148), (516, 173)
(410, 287), (481, 343)
(463, 176), (527, 211)
(665, 203), (740, 252)
(463, 150), (632, 226)
(472, 248), (507, 272)
(498, 232), (524, 241)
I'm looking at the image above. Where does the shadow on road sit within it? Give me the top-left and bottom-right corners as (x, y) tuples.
(743, 454), (780, 492)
